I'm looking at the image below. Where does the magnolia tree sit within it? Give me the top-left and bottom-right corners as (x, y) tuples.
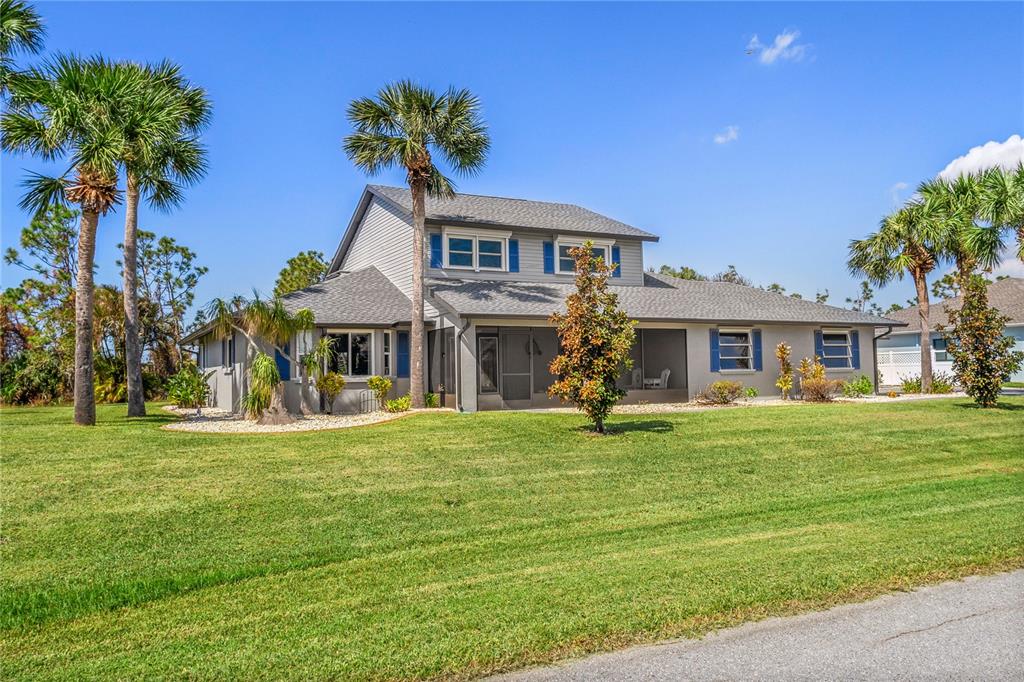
(548, 243), (636, 434)
(943, 276), (1023, 407)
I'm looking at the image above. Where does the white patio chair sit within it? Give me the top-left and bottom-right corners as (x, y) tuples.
(644, 368), (671, 389)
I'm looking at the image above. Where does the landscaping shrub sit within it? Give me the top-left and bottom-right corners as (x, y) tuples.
(384, 394), (411, 413)
(930, 372), (957, 394)
(696, 380), (744, 405)
(900, 374), (923, 393)
(367, 375), (392, 410)
(744, 386), (759, 400)
(316, 372), (346, 414)
(775, 342), (793, 399)
(167, 361), (213, 413)
(424, 392), (440, 408)
(841, 374), (874, 398)
(243, 352), (279, 419)
(798, 357), (844, 402)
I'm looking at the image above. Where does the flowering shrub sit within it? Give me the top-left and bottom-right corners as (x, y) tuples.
(775, 342), (793, 399)
(316, 372), (346, 414)
(366, 375), (392, 410)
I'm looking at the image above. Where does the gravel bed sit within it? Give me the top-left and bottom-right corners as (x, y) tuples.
(161, 405), (445, 433)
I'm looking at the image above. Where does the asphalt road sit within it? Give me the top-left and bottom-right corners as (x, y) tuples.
(495, 570), (1024, 681)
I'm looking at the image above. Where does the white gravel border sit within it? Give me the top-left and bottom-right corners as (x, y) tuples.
(161, 405), (450, 433)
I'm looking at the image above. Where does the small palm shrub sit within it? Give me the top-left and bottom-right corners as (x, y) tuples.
(366, 375), (392, 411)
(842, 374), (874, 398)
(696, 380), (744, 405)
(167, 360), (213, 413)
(798, 357), (844, 402)
(743, 386), (759, 400)
(243, 352), (279, 419)
(384, 394), (411, 413)
(424, 392), (440, 408)
(316, 372), (346, 414)
(931, 372), (957, 394)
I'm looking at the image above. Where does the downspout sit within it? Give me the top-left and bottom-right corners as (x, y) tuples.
(873, 325), (894, 394)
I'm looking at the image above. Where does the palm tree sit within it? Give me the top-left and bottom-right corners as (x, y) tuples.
(849, 202), (941, 392)
(206, 294), (314, 425)
(0, 0), (44, 97)
(2, 56), (157, 425)
(919, 173), (1004, 288)
(344, 81), (489, 408)
(119, 61), (210, 417)
(978, 163), (1024, 262)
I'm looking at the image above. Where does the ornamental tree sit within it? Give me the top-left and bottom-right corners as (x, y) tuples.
(548, 242), (636, 434)
(943, 276), (1024, 407)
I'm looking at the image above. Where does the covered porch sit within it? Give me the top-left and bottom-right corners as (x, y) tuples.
(472, 325), (687, 410)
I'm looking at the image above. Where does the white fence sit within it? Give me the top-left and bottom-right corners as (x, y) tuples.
(877, 349), (954, 387)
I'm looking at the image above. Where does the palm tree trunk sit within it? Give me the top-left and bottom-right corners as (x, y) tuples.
(409, 178), (427, 409)
(913, 271), (933, 393)
(123, 174), (146, 417)
(74, 208), (100, 426)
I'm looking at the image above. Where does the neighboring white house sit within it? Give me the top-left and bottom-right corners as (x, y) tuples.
(183, 185), (902, 413)
(876, 277), (1024, 386)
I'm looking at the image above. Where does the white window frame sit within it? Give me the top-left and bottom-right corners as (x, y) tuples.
(324, 329), (375, 379)
(555, 237), (614, 275)
(820, 328), (853, 370)
(718, 327), (755, 373)
(381, 330), (393, 377)
(442, 227), (511, 273)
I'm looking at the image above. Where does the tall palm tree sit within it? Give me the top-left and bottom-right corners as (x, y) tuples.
(119, 61), (210, 417)
(2, 56), (157, 425)
(849, 202), (941, 392)
(344, 81), (489, 408)
(919, 173), (1005, 288)
(978, 163), (1024, 262)
(0, 0), (44, 97)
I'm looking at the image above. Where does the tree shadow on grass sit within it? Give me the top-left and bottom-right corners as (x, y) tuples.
(953, 401), (1024, 411)
(604, 419), (675, 435)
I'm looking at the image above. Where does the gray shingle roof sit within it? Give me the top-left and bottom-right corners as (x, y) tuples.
(429, 272), (905, 326)
(281, 266), (411, 325)
(368, 185), (658, 241)
(884, 276), (1024, 329)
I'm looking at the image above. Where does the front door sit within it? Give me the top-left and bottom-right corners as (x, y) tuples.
(500, 328), (532, 408)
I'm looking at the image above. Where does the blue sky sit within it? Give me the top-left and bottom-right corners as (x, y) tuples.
(2, 1), (1022, 314)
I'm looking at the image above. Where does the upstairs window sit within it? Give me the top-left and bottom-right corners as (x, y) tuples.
(556, 242), (610, 274)
(443, 229), (510, 272)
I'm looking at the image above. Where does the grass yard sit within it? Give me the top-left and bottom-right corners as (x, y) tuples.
(2, 399), (1023, 680)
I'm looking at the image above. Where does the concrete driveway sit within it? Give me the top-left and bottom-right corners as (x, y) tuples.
(494, 570), (1024, 681)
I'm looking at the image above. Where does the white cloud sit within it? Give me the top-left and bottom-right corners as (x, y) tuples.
(889, 181), (909, 206)
(747, 30), (808, 65)
(938, 134), (1024, 180)
(713, 125), (740, 144)
(991, 248), (1024, 278)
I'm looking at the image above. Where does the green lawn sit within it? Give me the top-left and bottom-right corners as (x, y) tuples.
(2, 399), (1023, 680)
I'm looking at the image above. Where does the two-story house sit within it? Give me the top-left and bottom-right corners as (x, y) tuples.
(183, 185), (903, 413)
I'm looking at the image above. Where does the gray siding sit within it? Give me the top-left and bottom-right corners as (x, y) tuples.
(426, 228), (646, 286)
(341, 197), (438, 317)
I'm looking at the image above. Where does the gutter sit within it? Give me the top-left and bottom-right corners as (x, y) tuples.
(872, 325), (894, 394)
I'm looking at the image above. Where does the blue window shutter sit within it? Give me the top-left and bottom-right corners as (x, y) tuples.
(814, 330), (824, 361)
(752, 329), (763, 371)
(397, 332), (410, 378)
(508, 239), (519, 272)
(710, 329), (721, 372)
(543, 241), (555, 274)
(429, 233), (443, 269)
(611, 245), (622, 278)
(275, 342), (291, 381)
(850, 330), (861, 369)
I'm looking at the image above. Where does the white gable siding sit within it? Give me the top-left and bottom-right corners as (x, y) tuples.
(426, 228), (646, 286)
(341, 197), (437, 317)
